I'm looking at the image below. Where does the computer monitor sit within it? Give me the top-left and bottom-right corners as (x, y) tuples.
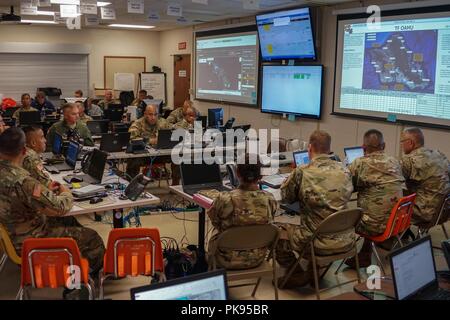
(390, 236), (438, 300)
(52, 133), (63, 155)
(208, 108), (223, 128)
(104, 104), (124, 122)
(293, 150), (309, 167)
(130, 269), (228, 300)
(65, 141), (79, 168)
(344, 146), (364, 164)
(181, 162), (223, 188)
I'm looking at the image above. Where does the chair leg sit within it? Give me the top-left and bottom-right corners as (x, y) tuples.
(334, 259), (346, 275)
(319, 263), (332, 280)
(311, 248), (320, 300)
(443, 225), (449, 239)
(371, 242), (386, 275)
(0, 253), (7, 274)
(16, 287), (24, 300)
(354, 246), (361, 283)
(279, 261), (298, 289)
(85, 283), (94, 300)
(99, 270), (106, 300)
(272, 250), (279, 300)
(251, 277), (261, 298)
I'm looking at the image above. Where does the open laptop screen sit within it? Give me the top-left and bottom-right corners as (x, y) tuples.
(65, 141), (79, 168)
(390, 237), (437, 300)
(52, 133), (63, 155)
(344, 146), (364, 164)
(181, 162), (222, 187)
(131, 270), (228, 300)
(86, 148), (107, 183)
(293, 151), (309, 167)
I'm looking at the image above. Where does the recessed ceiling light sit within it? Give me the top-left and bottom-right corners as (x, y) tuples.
(49, 1), (110, 5)
(97, 2), (111, 6)
(108, 24), (155, 29)
(36, 11), (56, 16)
(21, 19), (57, 24)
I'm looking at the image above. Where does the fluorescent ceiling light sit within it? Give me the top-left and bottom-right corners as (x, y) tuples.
(21, 19), (57, 24)
(50, 0), (110, 5)
(97, 2), (111, 6)
(36, 11), (56, 16)
(109, 24), (155, 29)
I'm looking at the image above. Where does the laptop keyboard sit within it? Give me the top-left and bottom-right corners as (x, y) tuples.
(427, 290), (450, 300)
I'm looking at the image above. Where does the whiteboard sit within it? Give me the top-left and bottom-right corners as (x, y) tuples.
(140, 72), (166, 103)
(114, 73), (135, 91)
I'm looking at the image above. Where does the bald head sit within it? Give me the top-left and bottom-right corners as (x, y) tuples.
(401, 127), (424, 154)
(309, 130), (331, 155)
(363, 129), (385, 154)
(144, 104), (159, 125)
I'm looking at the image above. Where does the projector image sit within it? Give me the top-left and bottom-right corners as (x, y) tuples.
(0, 6), (21, 24)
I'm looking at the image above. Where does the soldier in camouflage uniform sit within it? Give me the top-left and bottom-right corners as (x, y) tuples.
(126, 104), (171, 178)
(346, 129), (405, 268)
(0, 128), (105, 274)
(206, 156), (278, 269)
(12, 93), (38, 124)
(276, 130), (354, 288)
(46, 103), (94, 150)
(0, 115), (9, 134)
(400, 127), (450, 224)
(23, 126), (52, 187)
(97, 90), (120, 111)
(76, 101), (93, 124)
(167, 100), (192, 125)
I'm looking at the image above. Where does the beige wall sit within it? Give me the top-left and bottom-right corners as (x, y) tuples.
(157, 2), (450, 159)
(0, 25), (160, 96)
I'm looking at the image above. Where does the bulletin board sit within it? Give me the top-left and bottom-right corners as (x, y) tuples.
(104, 56), (146, 92)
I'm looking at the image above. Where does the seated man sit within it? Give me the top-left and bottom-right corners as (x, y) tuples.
(276, 130), (354, 287)
(84, 98), (103, 117)
(207, 155), (278, 269)
(74, 89), (83, 98)
(0, 115), (9, 134)
(76, 101), (93, 124)
(131, 89), (148, 107)
(0, 128), (105, 281)
(400, 127), (450, 225)
(12, 93), (38, 123)
(173, 106), (197, 130)
(31, 91), (56, 113)
(347, 129), (405, 267)
(126, 104), (171, 178)
(22, 125), (54, 187)
(167, 100), (200, 125)
(46, 103), (94, 149)
(97, 90), (119, 111)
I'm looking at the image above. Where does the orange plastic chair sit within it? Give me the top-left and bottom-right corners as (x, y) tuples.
(0, 224), (21, 273)
(99, 228), (165, 299)
(358, 193), (416, 274)
(17, 237), (94, 300)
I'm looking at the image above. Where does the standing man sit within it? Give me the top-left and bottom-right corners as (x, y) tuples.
(126, 104), (171, 178)
(12, 93), (38, 123)
(400, 127), (450, 224)
(275, 130), (354, 288)
(46, 103), (94, 149)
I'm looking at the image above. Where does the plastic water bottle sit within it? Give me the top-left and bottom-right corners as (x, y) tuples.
(41, 107), (46, 121)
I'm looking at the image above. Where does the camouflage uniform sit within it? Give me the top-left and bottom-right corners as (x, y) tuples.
(174, 119), (194, 130)
(276, 155), (354, 268)
(126, 117), (171, 178)
(97, 99), (120, 111)
(166, 107), (184, 125)
(206, 188), (278, 270)
(79, 113), (93, 124)
(86, 104), (103, 117)
(46, 120), (94, 150)
(23, 147), (52, 187)
(401, 147), (450, 224)
(349, 151), (405, 235)
(12, 106), (38, 122)
(0, 160), (105, 272)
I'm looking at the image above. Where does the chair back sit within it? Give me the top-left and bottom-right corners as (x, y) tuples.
(215, 224), (279, 251)
(0, 224), (21, 265)
(103, 228), (164, 277)
(314, 208), (363, 236)
(20, 238), (87, 289)
(380, 193), (416, 240)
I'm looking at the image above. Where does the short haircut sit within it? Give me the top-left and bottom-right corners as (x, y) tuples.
(145, 104), (159, 114)
(23, 125), (43, 139)
(0, 127), (26, 157)
(309, 130), (331, 154)
(237, 154), (262, 184)
(21, 93), (30, 100)
(139, 89), (147, 95)
(75, 89), (83, 96)
(404, 127), (424, 146)
(36, 91), (46, 98)
(62, 103), (77, 113)
(363, 129), (384, 148)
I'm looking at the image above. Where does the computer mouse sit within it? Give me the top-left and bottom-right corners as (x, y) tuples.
(49, 168), (60, 174)
(104, 184), (114, 189)
(70, 176), (83, 183)
(89, 197), (103, 204)
(279, 154), (286, 160)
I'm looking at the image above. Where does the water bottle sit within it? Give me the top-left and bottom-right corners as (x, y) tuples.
(41, 107), (46, 121)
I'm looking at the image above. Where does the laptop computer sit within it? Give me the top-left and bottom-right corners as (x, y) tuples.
(64, 148), (108, 187)
(43, 132), (64, 161)
(87, 120), (110, 135)
(293, 150), (310, 167)
(390, 235), (450, 300)
(130, 269), (228, 300)
(156, 129), (183, 150)
(19, 111), (41, 125)
(44, 140), (79, 172)
(100, 132), (130, 152)
(344, 146), (364, 164)
(180, 162), (231, 196)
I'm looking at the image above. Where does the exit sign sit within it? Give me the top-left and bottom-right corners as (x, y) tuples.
(178, 42), (187, 50)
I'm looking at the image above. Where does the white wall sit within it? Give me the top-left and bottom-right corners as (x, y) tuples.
(0, 25), (160, 97)
(158, 2), (450, 159)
